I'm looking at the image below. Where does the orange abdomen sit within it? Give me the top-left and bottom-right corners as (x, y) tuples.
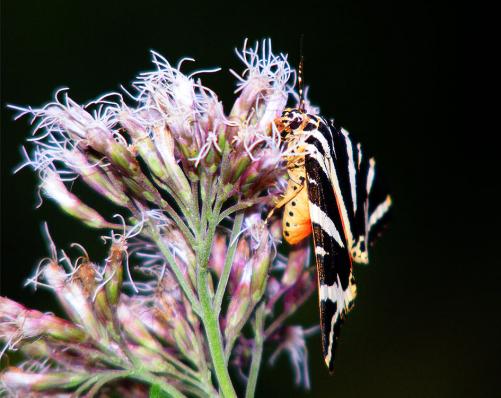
(283, 183), (312, 245)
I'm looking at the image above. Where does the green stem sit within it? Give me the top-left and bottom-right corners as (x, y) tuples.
(157, 350), (200, 382)
(130, 371), (187, 398)
(160, 199), (196, 248)
(216, 198), (263, 224)
(199, 174), (212, 238)
(157, 179), (198, 235)
(195, 180), (236, 398)
(154, 352), (209, 393)
(190, 180), (200, 231)
(83, 370), (132, 397)
(213, 211), (244, 316)
(74, 374), (102, 397)
(245, 304), (266, 398)
(199, 270), (237, 398)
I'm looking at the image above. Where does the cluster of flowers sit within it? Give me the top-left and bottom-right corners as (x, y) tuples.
(1, 40), (319, 397)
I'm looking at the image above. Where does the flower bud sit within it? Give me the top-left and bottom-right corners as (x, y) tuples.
(269, 218), (283, 241)
(281, 240), (310, 288)
(135, 307), (172, 346)
(86, 127), (141, 177)
(117, 302), (163, 353)
(104, 242), (125, 306)
(20, 340), (50, 358)
(209, 234), (227, 278)
(74, 261), (114, 327)
(126, 345), (175, 373)
(230, 39), (292, 125)
(229, 238), (250, 291)
(153, 125), (192, 203)
(26, 312), (87, 343)
(240, 150), (285, 198)
(155, 285), (200, 360)
(44, 262), (108, 344)
(0, 297), (86, 344)
(70, 150), (130, 207)
(226, 152), (251, 184)
(42, 170), (112, 229)
(0, 367), (87, 392)
(283, 272), (316, 314)
(224, 262), (252, 340)
(120, 111), (165, 177)
(250, 231), (272, 303)
(266, 277), (281, 300)
(121, 111), (192, 206)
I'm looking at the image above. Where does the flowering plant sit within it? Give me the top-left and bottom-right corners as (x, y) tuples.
(0, 40), (319, 397)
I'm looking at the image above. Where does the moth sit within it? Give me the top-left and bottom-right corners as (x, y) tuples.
(272, 61), (392, 372)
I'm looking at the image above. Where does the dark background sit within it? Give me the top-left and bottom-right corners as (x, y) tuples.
(1, 1), (494, 397)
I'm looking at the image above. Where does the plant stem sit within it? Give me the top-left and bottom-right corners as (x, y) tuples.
(130, 370), (187, 398)
(83, 370), (132, 397)
(216, 198), (262, 224)
(245, 303), (266, 398)
(160, 199), (196, 248)
(196, 182), (237, 398)
(213, 211), (244, 316)
(199, 273), (237, 398)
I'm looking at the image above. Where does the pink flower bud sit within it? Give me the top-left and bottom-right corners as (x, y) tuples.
(229, 239), (250, 291)
(225, 262), (252, 341)
(283, 272), (316, 314)
(0, 367), (87, 392)
(43, 262), (108, 344)
(70, 150), (130, 207)
(117, 302), (163, 353)
(104, 242), (125, 307)
(0, 297), (85, 343)
(209, 234), (227, 278)
(281, 240), (310, 288)
(42, 170), (112, 229)
(250, 231), (272, 303)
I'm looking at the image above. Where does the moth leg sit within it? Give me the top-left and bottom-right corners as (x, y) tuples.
(265, 175), (306, 223)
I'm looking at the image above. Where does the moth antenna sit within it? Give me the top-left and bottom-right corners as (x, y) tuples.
(298, 34), (306, 113)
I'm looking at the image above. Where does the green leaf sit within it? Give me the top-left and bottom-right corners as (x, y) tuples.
(149, 384), (171, 398)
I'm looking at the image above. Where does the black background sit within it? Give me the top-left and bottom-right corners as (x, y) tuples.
(1, 1), (495, 397)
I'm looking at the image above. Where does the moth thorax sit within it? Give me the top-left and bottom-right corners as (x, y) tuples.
(275, 108), (308, 138)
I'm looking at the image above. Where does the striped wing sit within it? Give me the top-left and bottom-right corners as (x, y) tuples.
(304, 117), (391, 371)
(320, 121), (392, 264)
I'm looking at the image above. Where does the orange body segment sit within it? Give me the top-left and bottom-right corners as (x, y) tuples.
(282, 164), (312, 245)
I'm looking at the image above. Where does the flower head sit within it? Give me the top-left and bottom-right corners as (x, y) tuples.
(3, 39), (320, 397)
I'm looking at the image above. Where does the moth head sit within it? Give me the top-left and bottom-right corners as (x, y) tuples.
(275, 108), (308, 141)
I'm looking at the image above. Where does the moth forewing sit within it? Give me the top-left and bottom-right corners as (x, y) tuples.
(275, 108), (392, 373)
